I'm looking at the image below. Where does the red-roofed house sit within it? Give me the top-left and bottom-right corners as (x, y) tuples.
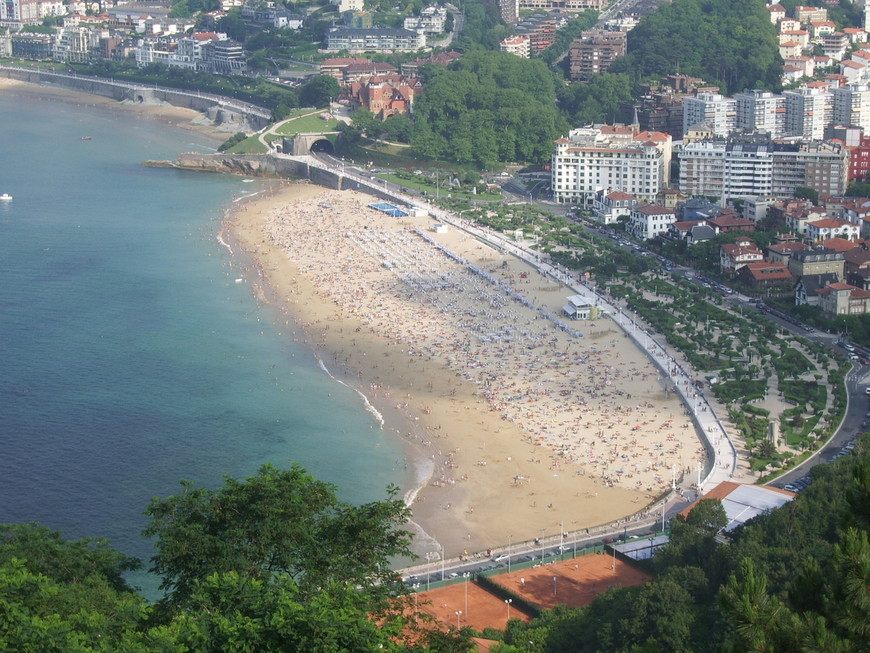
(708, 213), (756, 234)
(844, 27), (867, 44)
(817, 281), (870, 315)
(768, 4), (786, 24)
(720, 239), (764, 274)
(347, 74), (419, 119)
(737, 261), (794, 290)
(820, 237), (859, 252)
(806, 216), (860, 242)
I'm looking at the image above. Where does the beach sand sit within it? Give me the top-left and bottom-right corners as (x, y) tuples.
(227, 184), (707, 557)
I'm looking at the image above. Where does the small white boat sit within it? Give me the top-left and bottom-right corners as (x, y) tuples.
(0, 193), (12, 201)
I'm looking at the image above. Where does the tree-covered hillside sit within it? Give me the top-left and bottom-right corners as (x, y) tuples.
(610, 0), (782, 94)
(411, 51), (569, 167)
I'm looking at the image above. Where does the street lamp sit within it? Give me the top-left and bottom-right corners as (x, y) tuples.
(463, 572), (470, 617)
(553, 576), (557, 597)
(505, 598), (512, 621)
(559, 522), (564, 559)
(508, 533), (512, 573)
(455, 610), (462, 629)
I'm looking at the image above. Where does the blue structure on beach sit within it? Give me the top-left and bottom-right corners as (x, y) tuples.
(369, 201), (408, 217)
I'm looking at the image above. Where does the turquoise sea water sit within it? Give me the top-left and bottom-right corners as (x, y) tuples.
(0, 92), (417, 596)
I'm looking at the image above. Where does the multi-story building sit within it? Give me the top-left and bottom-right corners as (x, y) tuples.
(591, 189), (637, 225)
(683, 92), (736, 136)
(499, 0), (519, 24)
(347, 73), (418, 119)
(54, 25), (96, 62)
(795, 5), (827, 24)
(568, 29), (626, 82)
(832, 84), (870, 131)
(500, 35), (530, 58)
(551, 126), (664, 205)
(679, 136), (848, 201)
(788, 247), (845, 279)
(201, 38), (246, 74)
(515, 14), (562, 56)
(403, 6), (447, 34)
(806, 216), (861, 242)
(784, 84), (833, 139)
(772, 141), (848, 199)
(627, 204), (676, 240)
(10, 32), (53, 58)
(734, 89), (785, 138)
(325, 27), (425, 52)
(822, 31), (850, 61)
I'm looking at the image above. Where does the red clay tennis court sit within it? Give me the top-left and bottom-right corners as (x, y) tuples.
(413, 553), (651, 632)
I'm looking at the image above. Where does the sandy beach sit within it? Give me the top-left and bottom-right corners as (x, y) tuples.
(228, 184), (707, 557)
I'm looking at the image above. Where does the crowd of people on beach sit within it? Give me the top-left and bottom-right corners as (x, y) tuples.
(258, 190), (706, 498)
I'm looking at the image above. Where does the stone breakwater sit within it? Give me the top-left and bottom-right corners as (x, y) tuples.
(142, 153), (345, 189)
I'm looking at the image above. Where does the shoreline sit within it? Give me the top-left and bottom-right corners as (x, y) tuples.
(225, 183), (707, 558)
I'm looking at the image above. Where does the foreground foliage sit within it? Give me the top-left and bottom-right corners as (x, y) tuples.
(0, 465), (469, 651)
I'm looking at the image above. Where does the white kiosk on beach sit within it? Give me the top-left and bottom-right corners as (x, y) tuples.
(563, 295), (595, 320)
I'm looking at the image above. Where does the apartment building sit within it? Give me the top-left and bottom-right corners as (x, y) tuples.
(683, 92), (736, 136)
(325, 27), (425, 52)
(832, 84), (870, 131)
(551, 126), (664, 205)
(568, 30), (626, 82)
(500, 35), (530, 58)
(784, 85), (833, 139)
(679, 136), (848, 201)
(734, 89), (785, 138)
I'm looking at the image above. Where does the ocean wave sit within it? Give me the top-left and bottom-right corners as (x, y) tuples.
(317, 357), (384, 428)
(216, 231), (232, 255)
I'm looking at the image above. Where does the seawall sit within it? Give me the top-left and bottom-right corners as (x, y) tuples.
(0, 66), (271, 131)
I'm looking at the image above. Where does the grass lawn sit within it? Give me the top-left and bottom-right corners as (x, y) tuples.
(275, 111), (341, 134)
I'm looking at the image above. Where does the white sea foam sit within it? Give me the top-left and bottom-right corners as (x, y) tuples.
(216, 231), (233, 255)
(317, 357), (384, 428)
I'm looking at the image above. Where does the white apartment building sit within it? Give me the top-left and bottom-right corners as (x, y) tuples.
(326, 27), (425, 51)
(783, 85), (832, 139)
(679, 139), (774, 201)
(734, 89), (785, 138)
(832, 84), (870, 131)
(683, 92), (736, 136)
(679, 137), (848, 201)
(403, 6), (447, 34)
(499, 35), (530, 58)
(627, 204), (677, 240)
(551, 127), (664, 206)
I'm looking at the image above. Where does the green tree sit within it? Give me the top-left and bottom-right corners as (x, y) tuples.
(143, 464), (413, 611)
(298, 75), (341, 108)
